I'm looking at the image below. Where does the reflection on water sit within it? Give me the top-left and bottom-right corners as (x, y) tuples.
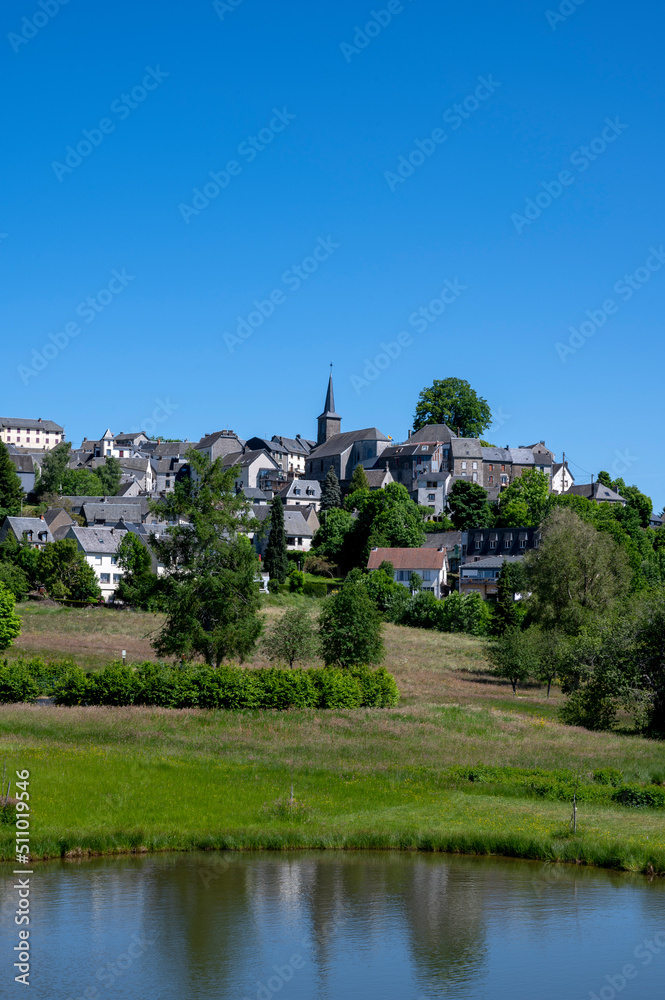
(2, 851), (664, 999)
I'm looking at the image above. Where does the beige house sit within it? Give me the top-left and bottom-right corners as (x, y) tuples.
(0, 417), (63, 451)
(367, 546), (449, 599)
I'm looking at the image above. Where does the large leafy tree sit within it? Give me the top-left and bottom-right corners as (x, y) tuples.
(60, 468), (105, 497)
(320, 466), (342, 510)
(524, 507), (630, 633)
(446, 480), (493, 529)
(37, 539), (101, 601)
(96, 456), (123, 495)
(36, 441), (71, 495)
(0, 441), (24, 518)
(311, 508), (353, 565)
(343, 482), (424, 570)
(413, 378), (491, 437)
(496, 469), (551, 528)
(597, 472), (652, 528)
(264, 498), (289, 583)
(149, 450), (262, 666)
(0, 581), (21, 650)
(318, 571), (384, 667)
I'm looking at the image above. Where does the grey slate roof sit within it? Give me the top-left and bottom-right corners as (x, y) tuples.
(8, 454), (34, 473)
(406, 424), (457, 444)
(66, 526), (127, 554)
(308, 427), (390, 460)
(82, 502), (143, 525)
(461, 555), (524, 571)
(567, 483), (626, 503)
(364, 469), (393, 488)
(451, 438), (483, 459)
(251, 506), (313, 536)
(0, 516), (54, 544)
(481, 447), (512, 463)
(272, 435), (313, 455)
(508, 448), (537, 466)
(0, 417), (63, 433)
(423, 531), (463, 550)
(276, 480), (321, 501)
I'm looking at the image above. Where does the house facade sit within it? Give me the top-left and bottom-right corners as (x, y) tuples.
(64, 525), (128, 602)
(367, 546), (449, 599)
(0, 417), (63, 451)
(0, 516), (54, 549)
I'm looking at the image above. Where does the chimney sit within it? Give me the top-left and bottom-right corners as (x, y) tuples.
(408, 429), (412, 439)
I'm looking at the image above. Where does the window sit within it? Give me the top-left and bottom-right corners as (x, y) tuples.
(427, 493), (435, 501)
(95, 556), (102, 564)
(475, 539), (482, 550)
(489, 464), (493, 472)
(472, 462), (477, 469)
(489, 539), (496, 550)
(489, 476), (493, 484)
(461, 461), (467, 470)
(110, 557), (117, 566)
(100, 573), (110, 583)
(113, 574), (122, 583)
(294, 488), (301, 495)
(520, 539), (527, 549)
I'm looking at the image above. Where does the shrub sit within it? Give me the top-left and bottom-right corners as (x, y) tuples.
(51, 660), (399, 710)
(288, 569), (305, 594)
(303, 581), (327, 599)
(0, 660), (39, 703)
(397, 591), (442, 630)
(612, 784), (665, 808)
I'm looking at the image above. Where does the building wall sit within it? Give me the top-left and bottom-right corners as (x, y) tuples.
(84, 552), (123, 602)
(0, 423), (63, 451)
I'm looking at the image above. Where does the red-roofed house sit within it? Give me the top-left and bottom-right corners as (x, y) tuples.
(367, 546), (449, 598)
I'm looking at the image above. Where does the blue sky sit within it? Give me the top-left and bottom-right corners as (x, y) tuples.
(2, 0), (663, 510)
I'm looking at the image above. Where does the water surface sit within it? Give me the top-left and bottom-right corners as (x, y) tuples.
(3, 852), (664, 999)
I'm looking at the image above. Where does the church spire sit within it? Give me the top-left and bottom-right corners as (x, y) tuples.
(317, 364), (342, 445)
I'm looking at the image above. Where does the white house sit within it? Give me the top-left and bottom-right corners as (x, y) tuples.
(367, 546), (449, 599)
(551, 461), (574, 494)
(0, 417), (64, 451)
(64, 525), (127, 602)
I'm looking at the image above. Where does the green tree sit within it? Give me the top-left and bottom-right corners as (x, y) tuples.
(318, 572), (385, 667)
(447, 480), (493, 530)
(343, 482), (424, 570)
(38, 540), (101, 601)
(525, 507), (631, 632)
(348, 463), (370, 495)
(96, 456), (123, 495)
(149, 450), (262, 666)
(261, 606), (319, 667)
(114, 533), (158, 609)
(0, 441), (24, 518)
(264, 499), (289, 583)
(36, 441), (71, 495)
(496, 469), (551, 527)
(60, 468), (105, 497)
(320, 466), (342, 510)
(413, 378), (491, 437)
(312, 508), (353, 566)
(0, 581), (21, 650)
(490, 625), (539, 694)
(0, 562), (30, 602)
(490, 561), (528, 635)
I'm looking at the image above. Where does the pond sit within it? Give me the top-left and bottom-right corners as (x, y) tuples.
(3, 852), (664, 999)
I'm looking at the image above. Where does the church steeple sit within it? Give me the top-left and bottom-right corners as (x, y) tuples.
(317, 365), (342, 445)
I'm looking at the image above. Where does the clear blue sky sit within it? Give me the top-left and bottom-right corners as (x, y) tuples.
(2, 0), (663, 510)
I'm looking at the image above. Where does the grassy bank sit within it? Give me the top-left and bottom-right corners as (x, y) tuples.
(1, 603), (664, 873)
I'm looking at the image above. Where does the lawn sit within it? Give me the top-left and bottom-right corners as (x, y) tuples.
(1, 601), (664, 872)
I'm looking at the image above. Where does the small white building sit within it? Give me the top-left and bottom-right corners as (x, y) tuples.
(64, 525), (127, 602)
(551, 461), (574, 494)
(367, 546), (449, 599)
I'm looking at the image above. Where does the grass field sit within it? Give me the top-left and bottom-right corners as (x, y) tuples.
(1, 601), (664, 873)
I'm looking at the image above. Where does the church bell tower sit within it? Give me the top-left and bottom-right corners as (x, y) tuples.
(316, 366), (342, 445)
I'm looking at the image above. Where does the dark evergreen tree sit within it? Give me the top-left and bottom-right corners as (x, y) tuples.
(348, 463), (370, 495)
(0, 442), (23, 518)
(264, 498), (289, 583)
(320, 466), (342, 511)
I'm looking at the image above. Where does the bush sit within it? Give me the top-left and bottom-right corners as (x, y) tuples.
(397, 591), (442, 629)
(51, 661), (400, 710)
(612, 784), (665, 808)
(288, 569), (305, 594)
(0, 660), (39, 703)
(302, 581), (327, 599)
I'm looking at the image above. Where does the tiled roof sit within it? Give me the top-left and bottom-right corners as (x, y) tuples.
(407, 424), (457, 443)
(367, 547), (446, 571)
(567, 483), (626, 502)
(1, 516), (54, 543)
(67, 526), (127, 554)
